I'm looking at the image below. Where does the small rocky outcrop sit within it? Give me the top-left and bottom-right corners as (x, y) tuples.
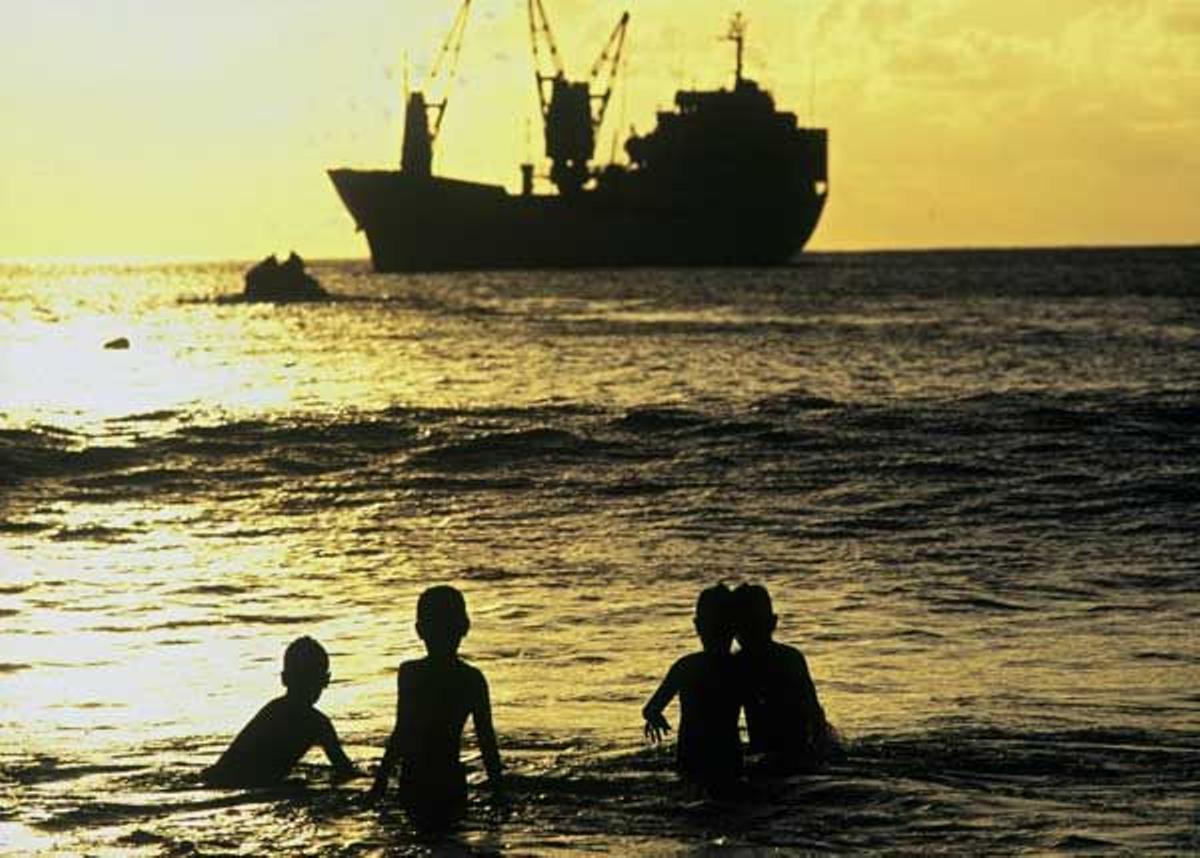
(243, 252), (329, 303)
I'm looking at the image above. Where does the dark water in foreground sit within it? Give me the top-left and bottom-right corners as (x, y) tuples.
(1, 248), (1198, 854)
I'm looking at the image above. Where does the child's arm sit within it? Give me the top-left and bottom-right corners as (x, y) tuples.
(642, 662), (681, 743)
(793, 652), (828, 748)
(316, 713), (361, 780)
(367, 730), (398, 799)
(368, 668), (411, 800)
(471, 673), (504, 793)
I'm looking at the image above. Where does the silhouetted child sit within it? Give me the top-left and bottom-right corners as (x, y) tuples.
(643, 583), (743, 792)
(202, 636), (359, 787)
(368, 585), (503, 829)
(733, 583), (837, 773)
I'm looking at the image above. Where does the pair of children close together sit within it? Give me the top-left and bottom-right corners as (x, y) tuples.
(643, 582), (837, 794)
(202, 582), (832, 827)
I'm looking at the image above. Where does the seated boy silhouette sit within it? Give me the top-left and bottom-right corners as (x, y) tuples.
(733, 583), (836, 774)
(643, 583), (743, 792)
(202, 636), (359, 787)
(368, 585), (503, 829)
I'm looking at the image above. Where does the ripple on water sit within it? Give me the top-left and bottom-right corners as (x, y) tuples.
(4, 254), (1200, 854)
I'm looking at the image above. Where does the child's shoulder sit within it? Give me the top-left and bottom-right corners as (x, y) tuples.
(398, 656), (487, 685)
(248, 694), (328, 733)
(671, 650), (717, 675)
(772, 640), (810, 668)
(455, 657), (487, 684)
(257, 693), (305, 721)
(775, 639), (806, 656)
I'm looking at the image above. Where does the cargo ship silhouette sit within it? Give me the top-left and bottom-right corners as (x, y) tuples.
(329, 3), (828, 271)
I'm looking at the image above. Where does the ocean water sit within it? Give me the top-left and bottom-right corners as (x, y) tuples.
(1, 248), (1198, 855)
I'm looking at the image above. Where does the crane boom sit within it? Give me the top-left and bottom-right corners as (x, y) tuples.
(588, 11), (629, 137)
(426, 0), (473, 143)
(400, 0), (473, 175)
(526, 1), (631, 195)
(528, 0), (565, 118)
(429, 0), (472, 84)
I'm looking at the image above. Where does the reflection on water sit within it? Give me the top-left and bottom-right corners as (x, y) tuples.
(2, 250), (1199, 853)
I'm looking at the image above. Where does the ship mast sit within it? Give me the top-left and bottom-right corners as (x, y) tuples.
(726, 12), (746, 87)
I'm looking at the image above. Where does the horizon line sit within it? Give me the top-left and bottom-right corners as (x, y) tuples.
(1, 241), (1197, 267)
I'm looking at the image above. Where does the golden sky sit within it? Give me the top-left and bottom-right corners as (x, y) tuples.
(2, 0), (1198, 259)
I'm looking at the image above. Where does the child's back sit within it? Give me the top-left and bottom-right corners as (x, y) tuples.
(734, 584), (835, 773)
(739, 639), (828, 760)
(391, 655), (490, 789)
(370, 586), (502, 828)
(654, 649), (743, 786)
(643, 584), (743, 791)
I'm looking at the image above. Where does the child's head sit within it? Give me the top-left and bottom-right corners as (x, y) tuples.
(693, 582), (735, 653)
(416, 585), (470, 657)
(281, 636), (331, 703)
(733, 583), (778, 650)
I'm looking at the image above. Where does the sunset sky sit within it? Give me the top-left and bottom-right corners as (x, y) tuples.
(2, 0), (1198, 259)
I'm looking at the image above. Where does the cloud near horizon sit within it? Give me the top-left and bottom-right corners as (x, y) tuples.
(800, 0), (1200, 247)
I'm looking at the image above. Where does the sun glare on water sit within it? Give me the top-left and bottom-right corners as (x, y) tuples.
(1, 268), (311, 431)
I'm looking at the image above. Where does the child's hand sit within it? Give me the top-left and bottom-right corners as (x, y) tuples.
(644, 714), (671, 744)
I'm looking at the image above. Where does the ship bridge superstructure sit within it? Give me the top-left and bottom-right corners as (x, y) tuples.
(618, 14), (827, 204)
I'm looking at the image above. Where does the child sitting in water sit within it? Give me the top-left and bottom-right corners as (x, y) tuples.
(202, 636), (360, 787)
(643, 583), (744, 793)
(368, 585), (503, 829)
(733, 583), (838, 773)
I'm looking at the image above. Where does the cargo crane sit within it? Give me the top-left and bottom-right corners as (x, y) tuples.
(527, 0), (629, 195)
(402, 0), (473, 177)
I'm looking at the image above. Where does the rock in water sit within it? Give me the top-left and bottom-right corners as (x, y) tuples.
(104, 337), (130, 350)
(243, 252), (329, 303)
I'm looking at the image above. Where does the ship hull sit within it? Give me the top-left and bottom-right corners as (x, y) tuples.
(328, 170), (827, 271)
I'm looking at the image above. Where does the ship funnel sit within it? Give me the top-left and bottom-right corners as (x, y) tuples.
(402, 91), (434, 177)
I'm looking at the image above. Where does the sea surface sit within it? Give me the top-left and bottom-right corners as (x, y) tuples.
(1, 248), (1198, 855)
